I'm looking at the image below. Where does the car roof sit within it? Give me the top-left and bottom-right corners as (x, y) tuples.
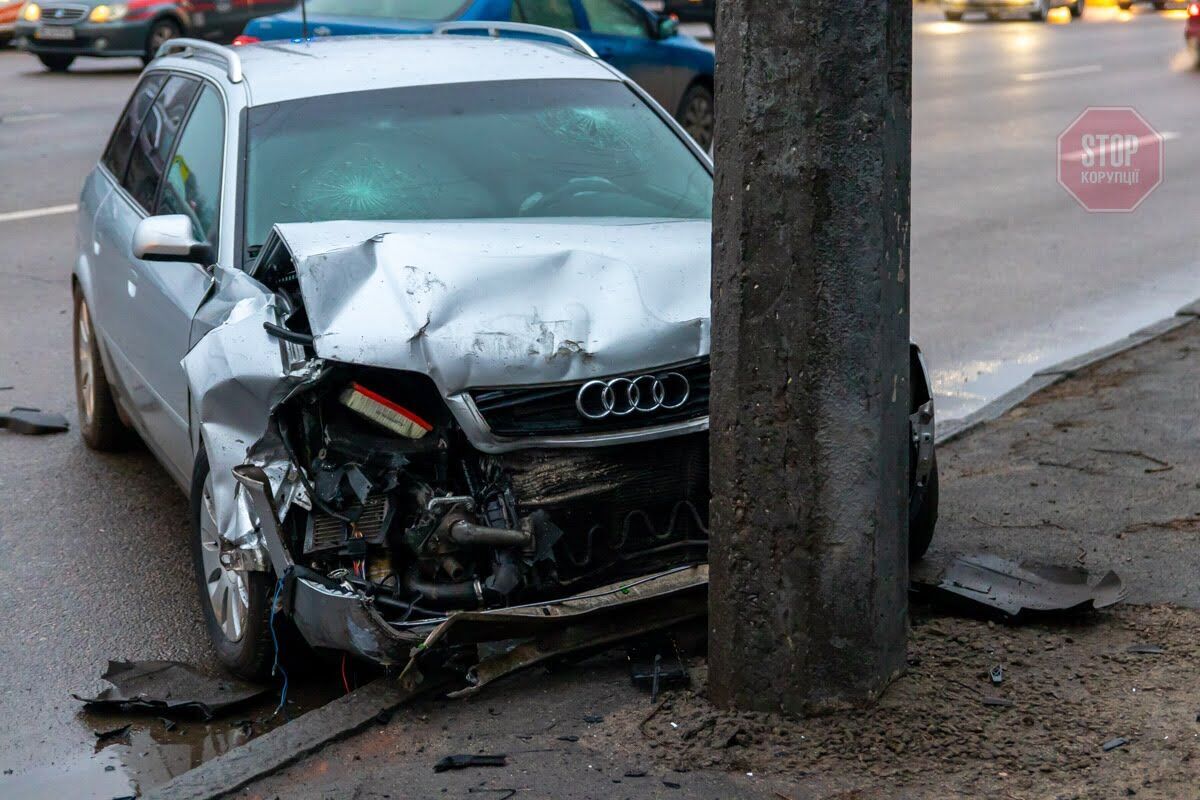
(158, 35), (623, 107)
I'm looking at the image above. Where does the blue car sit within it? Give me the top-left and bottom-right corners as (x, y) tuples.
(238, 0), (715, 148)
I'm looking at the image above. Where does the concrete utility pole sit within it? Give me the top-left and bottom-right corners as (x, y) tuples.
(708, 1), (913, 713)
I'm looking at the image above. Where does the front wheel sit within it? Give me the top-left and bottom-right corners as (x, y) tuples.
(191, 450), (277, 681)
(909, 456), (939, 563)
(1070, 0), (1084, 17)
(37, 53), (74, 71)
(944, 11), (964, 21)
(677, 83), (715, 153)
(1118, 0), (1132, 9)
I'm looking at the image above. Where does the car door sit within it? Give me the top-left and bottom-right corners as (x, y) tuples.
(99, 74), (220, 483)
(91, 71), (170, 427)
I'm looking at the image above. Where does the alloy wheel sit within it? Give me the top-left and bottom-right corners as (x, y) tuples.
(76, 300), (95, 425)
(199, 476), (250, 643)
(682, 92), (715, 152)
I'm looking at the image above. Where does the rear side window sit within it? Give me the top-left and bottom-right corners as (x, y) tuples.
(510, 0), (578, 28)
(581, 0), (648, 37)
(102, 73), (168, 180)
(157, 86), (225, 248)
(124, 75), (201, 211)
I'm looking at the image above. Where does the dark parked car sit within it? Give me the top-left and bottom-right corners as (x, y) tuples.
(12, 0), (292, 71)
(236, 0), (717, 150)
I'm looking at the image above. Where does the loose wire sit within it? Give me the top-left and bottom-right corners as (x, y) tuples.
(269, 576), (290, 718)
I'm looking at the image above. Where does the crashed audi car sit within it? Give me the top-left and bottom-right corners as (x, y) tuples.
(72, 30), (938, 681)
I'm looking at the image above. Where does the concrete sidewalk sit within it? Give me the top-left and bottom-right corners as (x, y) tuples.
(223, 315), (1200, 800)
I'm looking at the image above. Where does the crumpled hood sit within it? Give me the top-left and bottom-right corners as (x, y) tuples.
(275, 219), (712, 395)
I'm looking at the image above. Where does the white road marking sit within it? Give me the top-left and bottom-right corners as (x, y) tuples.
(0, 203), (78, 224)
(1016, 64), (1102, 82)
(2, 112), (63, 124)
(1060, 131), (1179, 162)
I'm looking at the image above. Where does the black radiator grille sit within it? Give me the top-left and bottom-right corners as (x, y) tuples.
(471, 359), (709, 437)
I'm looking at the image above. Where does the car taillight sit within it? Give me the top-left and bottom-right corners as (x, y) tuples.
(232, 34), (260, 46)
(1190, 2), (1200, 16)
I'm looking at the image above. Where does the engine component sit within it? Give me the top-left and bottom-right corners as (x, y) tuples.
(303, 495), (392, 554)
(447, 520), (532, 549)
(340, 382), (433, 440)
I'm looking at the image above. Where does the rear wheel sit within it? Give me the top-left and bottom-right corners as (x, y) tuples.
(143, 17), (181, 64)
(1030, 0), (1049, 21)
(1118, 0), (1132, 9)
(945, 10), (964, 21)
(191, 450), (277, 681)
(677, 83), (715, 153)
(37, 53), (74, 71)
(73, 288), (131, 450)
(1070, 0), (1084, 17)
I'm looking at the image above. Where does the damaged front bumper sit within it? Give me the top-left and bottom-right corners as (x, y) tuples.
(235, 464), (709, 669)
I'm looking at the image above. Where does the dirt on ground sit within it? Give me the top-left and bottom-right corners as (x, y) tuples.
(604, 604), (1200, 799)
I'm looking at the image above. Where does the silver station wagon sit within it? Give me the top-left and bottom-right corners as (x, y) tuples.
(72, 28), (939, 681)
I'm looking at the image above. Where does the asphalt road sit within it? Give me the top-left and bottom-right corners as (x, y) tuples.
(0, 4), (1198, 796)
(911, 3), (1200, 417)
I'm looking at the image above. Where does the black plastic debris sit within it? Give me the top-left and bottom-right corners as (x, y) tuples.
(73, 660), (267, 719)
(0, 407), (69, 435)
(1126, 644), (1164, 655)
(433, 754), (507, 772)
(583, 714), (604, 724)
(94, 724), (131, 743)
(910, 554), (1126, 618)
(1103, 737), (1129, 752)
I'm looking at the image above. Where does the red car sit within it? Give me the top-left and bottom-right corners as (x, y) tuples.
(1188, 2), (1200, 68)
(0, 0), (22, 42)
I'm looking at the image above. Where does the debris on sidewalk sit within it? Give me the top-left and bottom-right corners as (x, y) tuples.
(1102, 737), (1129, 752)
(0, 406), (69, 435)
(72, 660), (267, 719)
(910, 553), (1126, 618)
(433, 753), (508, 772)
(1125, 643), (1164, 655)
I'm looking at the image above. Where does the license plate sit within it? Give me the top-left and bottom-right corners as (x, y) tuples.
(35, 25), (75, 40)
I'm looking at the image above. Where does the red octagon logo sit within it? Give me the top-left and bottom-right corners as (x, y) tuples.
(1058, 107), (1163, 213)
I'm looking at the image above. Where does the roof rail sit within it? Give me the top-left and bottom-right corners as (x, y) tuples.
(156, 38), (243, 83)
(433, 21), (598, 59)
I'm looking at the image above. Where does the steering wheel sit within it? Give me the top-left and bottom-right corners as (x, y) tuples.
(519, 176), (625, 216)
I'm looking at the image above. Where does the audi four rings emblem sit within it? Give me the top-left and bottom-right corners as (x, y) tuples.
(575, 373), (690, 420)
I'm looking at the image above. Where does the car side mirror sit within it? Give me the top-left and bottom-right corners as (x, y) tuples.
(132, 214), (214, 265)
(656, 16), (679, 39)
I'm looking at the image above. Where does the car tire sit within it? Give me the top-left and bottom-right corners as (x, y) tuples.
(1070, 0), (1084, 17)
(191, 449), (278, 681)
(1030, 0), (1049, 20)
(944, 11), (964, 21)
(677, 82), (715, 153)
(1118, 0), (1132, 9)
(909, 455), (939, 563)
(38, 53), (75, 71)
(143, 17), (181, 64)
(73, 287), (132, 451)
(1153, 0), (1165, 9)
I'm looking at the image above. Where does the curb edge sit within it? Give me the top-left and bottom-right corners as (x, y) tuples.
(935, 298), (1200, 447)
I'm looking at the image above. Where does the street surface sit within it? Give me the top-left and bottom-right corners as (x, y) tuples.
(0, 3), (1198, 795)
